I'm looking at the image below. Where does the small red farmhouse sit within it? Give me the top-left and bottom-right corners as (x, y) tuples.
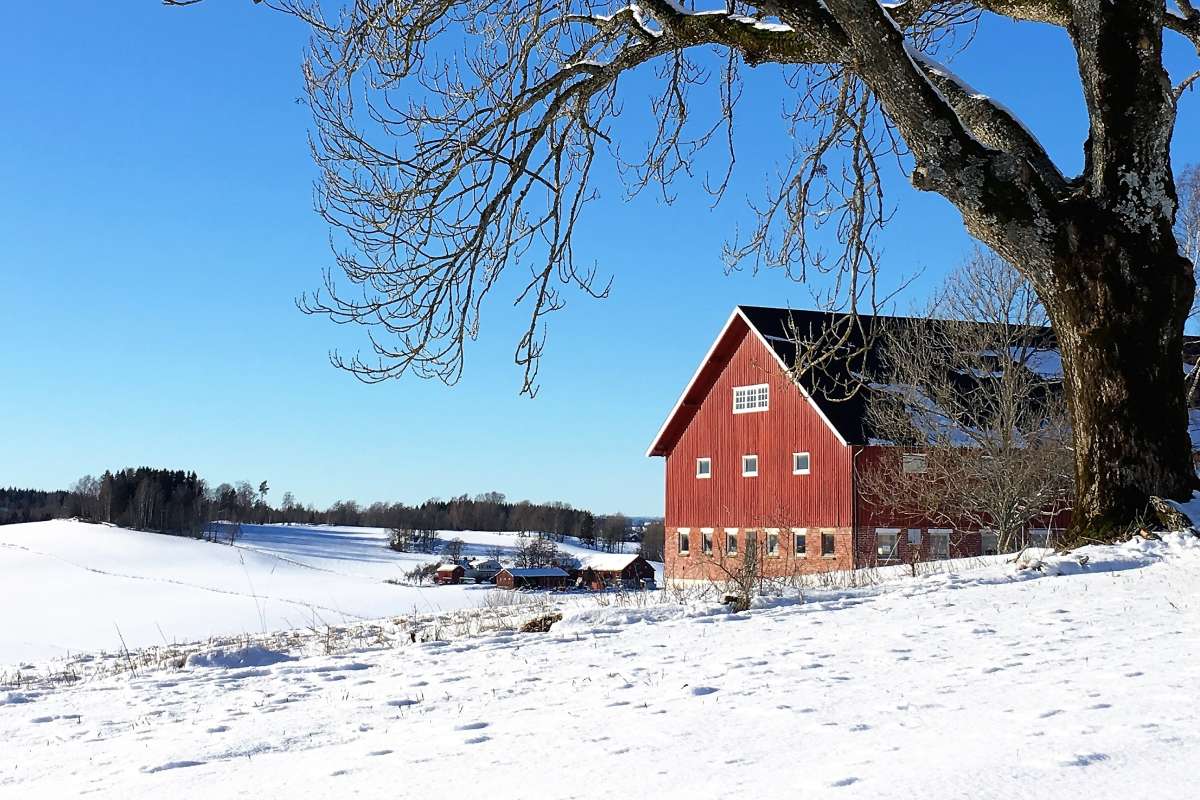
(435, 563), (466, 585)
(646, 306), (1072, 585)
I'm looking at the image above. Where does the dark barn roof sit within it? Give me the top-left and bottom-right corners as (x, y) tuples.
(649, 305), (1079, 455)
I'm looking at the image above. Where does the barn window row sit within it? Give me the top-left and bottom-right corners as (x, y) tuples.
(676, 527), (836, 558)
(696, 452), (812, 478)
(870, 528), (1058, 561)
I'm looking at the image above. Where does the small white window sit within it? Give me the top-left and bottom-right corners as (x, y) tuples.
(929, 529), (952, 559)
(696, 457), (712, 479)
(820, 531), (837, 557)
(793, 452), (811, 475)
(766, 529), (780, 557)
(876, 528), (901, 561)
(742, 454), (759, 477)
(733, 383), (770, 414)
(701, 528), (714, 555)
(678, 528), (690, 555)
(907, 528), (922, 545)
(902, 453), (928, 474)
(981, 530), (999, 556)
(1029, 529), (1053, 548)
(793, 528), (807, 555)
(725, 528), (738, 556)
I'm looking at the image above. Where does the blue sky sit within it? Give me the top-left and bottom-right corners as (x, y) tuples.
(1, 5), (1196, 515)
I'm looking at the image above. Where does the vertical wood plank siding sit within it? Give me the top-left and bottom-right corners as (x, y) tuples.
(663, 324), (854, 580)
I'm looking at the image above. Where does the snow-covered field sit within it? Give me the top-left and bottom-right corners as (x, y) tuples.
(0, 520), (644, 667)
(3, 524), (1199, 798)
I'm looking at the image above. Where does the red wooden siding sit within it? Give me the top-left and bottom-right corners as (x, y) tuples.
(663, 323), (853, 539)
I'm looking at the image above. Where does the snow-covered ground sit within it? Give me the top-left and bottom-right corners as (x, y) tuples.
(2, 526), (1198, 798)
(0, 521), (645, 667)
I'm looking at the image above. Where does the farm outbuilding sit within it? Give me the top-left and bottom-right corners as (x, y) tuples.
(435, 564), (466, 585)
(495, 566), (569, 590)
(578, 554), (657, 590)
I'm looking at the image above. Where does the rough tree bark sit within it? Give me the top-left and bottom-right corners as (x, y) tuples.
(163, 0), (1200, 537)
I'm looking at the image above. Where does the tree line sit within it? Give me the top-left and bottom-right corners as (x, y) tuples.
(2, 473), (644, 549)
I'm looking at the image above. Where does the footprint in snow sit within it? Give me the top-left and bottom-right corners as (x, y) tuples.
(205, 725), (229, 734)
(368, 750), (393, 757)
(831, 777), (860, 787)
(387, 699), (419, 708)
(465, 735), (490, 745)
(689, 686), (718, 696)
(455, 722), (489, 731)
(1060, 753), (1109, 768)
(141, 760), (205, 774)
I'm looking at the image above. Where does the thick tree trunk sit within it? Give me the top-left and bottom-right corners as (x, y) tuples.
(1047, 234), (1197, 540)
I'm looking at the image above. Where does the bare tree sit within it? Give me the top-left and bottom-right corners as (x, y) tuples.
(443, 536), (466, 561)
(166, 0), (1200, 535)
(859, 251), (1074, 550)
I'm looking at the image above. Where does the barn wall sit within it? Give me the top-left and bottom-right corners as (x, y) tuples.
(662, 326), (854, 580)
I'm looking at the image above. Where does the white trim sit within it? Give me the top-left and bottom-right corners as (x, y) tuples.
(765, 528), (781, 557)
(695, 457), (712, 479)
(792, 451), (811, 475)
(732, 382), (770, 414)
(677, 527), (691, 555)
(645, 308), (742, 457)
(742, 454), (759, 477)
(928, 528), (952, 558)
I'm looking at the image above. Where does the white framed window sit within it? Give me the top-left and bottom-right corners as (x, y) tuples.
(1029, 528), (1054, 548)
(902, 453), (928, 474)
(733, 383), (770, 414)
(701, 528), (714, 555)
(677, 528), (690, 555)
(876, 528), (900, 561)
(695, 457), (712, 479)
(793, 528), (807, 555)
(907, 528), (922, 545)
(725, 528), (738, 556)
(742, 454), (759, 477)
(766, 529), (780, 557)
(820, 530), (837, 557)
(793, 452), (811, 475)
(981, 530), (999, 556)
(929, 529), (952, 559)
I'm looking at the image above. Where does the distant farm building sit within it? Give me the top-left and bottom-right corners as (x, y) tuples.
(465, 558), (503, 583)
(495, 566), (569, 590)
(435, 564), (465, 585)
(578, 553), (657, 590)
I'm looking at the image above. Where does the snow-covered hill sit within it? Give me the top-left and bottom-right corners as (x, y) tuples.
(0, 520), (643, 666)
(2, 525), (1198, 798)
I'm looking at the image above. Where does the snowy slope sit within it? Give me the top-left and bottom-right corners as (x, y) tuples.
(2, 532), (1198, 798)
(0, 521), (634, 666)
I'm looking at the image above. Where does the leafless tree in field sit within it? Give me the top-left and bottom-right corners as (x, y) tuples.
(859, 250), (1074, 551)
(165, 0), (1200, 535)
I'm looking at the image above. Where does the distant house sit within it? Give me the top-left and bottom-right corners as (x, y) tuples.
(435, 563), (466, 585)
(465, 558), (503, 583)
(495, 566), (569, 590)
(578, 553), (657, 590)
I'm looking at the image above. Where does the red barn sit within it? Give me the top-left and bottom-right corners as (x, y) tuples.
(435, 563), (465, 585)
(646, 306), (1074, 585)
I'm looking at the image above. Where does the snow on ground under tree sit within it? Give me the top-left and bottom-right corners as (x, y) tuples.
(2, 526), (1198, 798)
(0, 521), (647, 666)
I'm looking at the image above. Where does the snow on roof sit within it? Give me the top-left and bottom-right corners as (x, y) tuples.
(581, 553), (641, 571)
(501, 567), (568, 578)
(436, 563), (463, 572)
